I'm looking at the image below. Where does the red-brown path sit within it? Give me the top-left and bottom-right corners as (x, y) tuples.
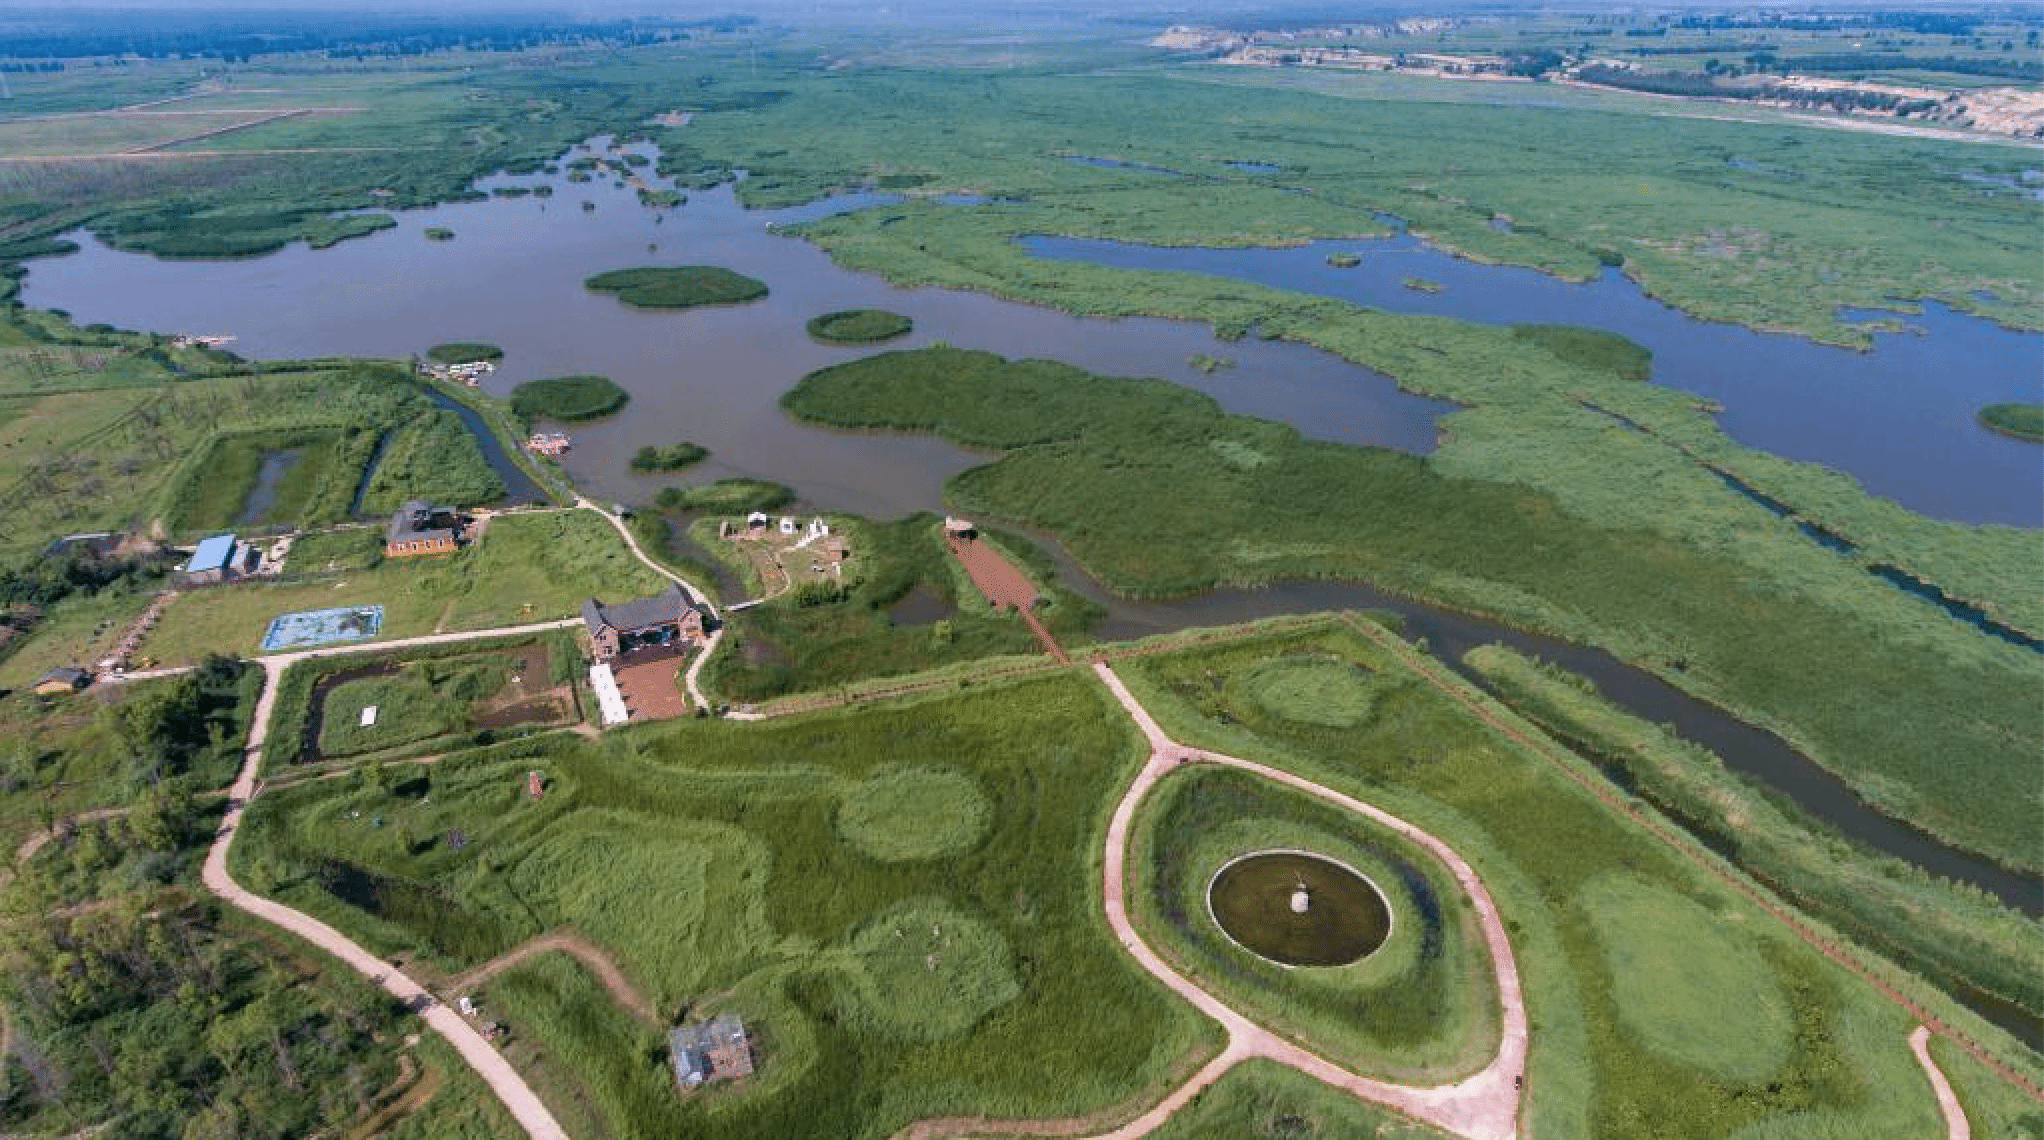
(947, 535), (1067, 662)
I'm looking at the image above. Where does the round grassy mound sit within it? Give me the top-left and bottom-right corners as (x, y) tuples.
(585, 266), (768, 309)
(654, 478), (795, 514)
(834, 897), (1019, 1041)
(1979, 402), (2044, 443)
(837, 767), (989, 862)
(1578, 873), (1795, 1082)
(510, 374), (629, 423)
(426, 341), (502, 365)
(1235, 655), (1383, 727)
(807, 309), (914, 345)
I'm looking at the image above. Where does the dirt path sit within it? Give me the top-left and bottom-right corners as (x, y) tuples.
(1910, 1026), (1973, 1140)
(203, 628), (576, 1140)
(1332, 613), (2044, 1108)
(1070, 662), (1526, 1140)
(447, 930), (659, 1027)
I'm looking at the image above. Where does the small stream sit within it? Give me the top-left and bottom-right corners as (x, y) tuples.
(233, 450), (301, 526)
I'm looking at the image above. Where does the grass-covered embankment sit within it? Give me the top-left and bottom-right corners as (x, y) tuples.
(806, 308), (913, 344)
(1115, 622), (2041, 1137)
(509, 374), (628, 424)
(1978, 402), (2044, 442)
(654, 478), (794, 513)
(783, 346), (2044, 870)
(230, 672), (1214, 1139)
(584, 266), (767, 309)
(1463, 643), (2044, 1033)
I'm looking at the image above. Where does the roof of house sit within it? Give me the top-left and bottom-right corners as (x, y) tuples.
(386, 500), (455, 545)
(185, 534), (237, 574)
(668, 1031), (707, 1086)
(582, 583), (699, 637)
(35, 667), (89, 688)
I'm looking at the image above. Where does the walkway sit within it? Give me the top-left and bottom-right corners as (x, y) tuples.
(1080, 662), (1527, 1140)
(576, 499), (724, 713)
(947, 534), (1066, 662)
(1910, 1026), (1973, 1140)
(447, 929), (659, 1028)
(202, 626), (575, 1140)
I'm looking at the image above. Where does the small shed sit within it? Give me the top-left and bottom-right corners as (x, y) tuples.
(183, 534), (238, 583)
(746, 511), (770, 531)
(943, 516), (977, 540)
(669, 1013), (753, 1090)
(32, 667), (91, 696)
(777, 516), (798, 536)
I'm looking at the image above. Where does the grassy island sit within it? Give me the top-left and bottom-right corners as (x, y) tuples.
(1402, 276), (1445, 293)
(807, 308), (914, 344)
(585, 266), (768, 309)
(629, 441), (709, 473)
(424, 227), (455, 241)
(1979, 403), (2044, 442)
(653, 477), (794, 513)
(1326, 252), (1362, 268)
(425, 341), (502, 365)
(510, 374), (629, 423)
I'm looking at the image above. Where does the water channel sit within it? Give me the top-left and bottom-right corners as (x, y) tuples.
(17, 138), (2040, 970)
(1021, 230), (2044, 528)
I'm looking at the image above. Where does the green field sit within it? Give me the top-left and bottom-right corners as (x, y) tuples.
(232, 673), (1215, 1139)
(783, 346), (2044, 870)
(510, 374), (629, 425)
(134, 509), (662, 664)
(585, 266), (769, 310)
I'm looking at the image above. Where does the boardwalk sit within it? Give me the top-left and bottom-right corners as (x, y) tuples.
(947, 534), (1067, 663)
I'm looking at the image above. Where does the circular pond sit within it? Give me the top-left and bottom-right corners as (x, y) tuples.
(1206, 850), (1392, 968)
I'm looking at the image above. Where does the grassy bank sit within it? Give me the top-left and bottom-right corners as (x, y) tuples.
(426, 342), (501, 365)
(1462, 643), (2044, 1028)
(783, 346), (2044, 870)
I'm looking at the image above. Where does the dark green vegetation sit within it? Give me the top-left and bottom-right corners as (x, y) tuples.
(584, 266), (768, 310)
(653, 478), (795, 514)
(1136, 763), (1495, 1079)
(160, 428), (338, 531)
(233, 674), (1211, 1139)
(1465, 644), (2044, 1040)
(356, 408), (505, 514)
(703, 514), (1099, 703)
(94, 205), (396, 259)
(785, 346), (2043, 870)
(424, 227), (455, 242)
(509, 374), (629, 424)
(0, 655), (517, 1140)
(805, 309), (913, 345)
(628, 441), (709, 473)
(1979, 402), (2044, 442)
(1119, 622), (2032, 1137)
(426, 342), (501, 365)
(1326, 252), (1362, 268)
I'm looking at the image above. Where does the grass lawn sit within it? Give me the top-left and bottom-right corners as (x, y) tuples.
(231, 672), (1214, 1140)
(135, 509), (663, 664)
(1112, 620), (2037, 1138)
(1144, 1059), (1453, 1139)
(0, 589), (158, 688)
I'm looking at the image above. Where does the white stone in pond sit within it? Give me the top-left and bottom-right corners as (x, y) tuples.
(1290, 888), (1310, 914)
(360, 705), (378, 728)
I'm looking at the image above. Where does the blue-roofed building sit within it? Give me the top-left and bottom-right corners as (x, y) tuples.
(668, 1014), (752, 1091)
(183, 534), (239, 584)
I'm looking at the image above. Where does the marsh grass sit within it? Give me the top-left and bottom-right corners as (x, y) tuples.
(585, 267), (768, 310)
(805, 309), (913, 344)
(510, 375), (629, 425)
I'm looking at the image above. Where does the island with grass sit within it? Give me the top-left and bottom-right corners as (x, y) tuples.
(425, 341), (502, 365)
(510, 373), (629, 423)
(585, 265), (769, 309)
(807, 308), (914, 344)
(1979, 402), (2044, 442)
(629, 441), (710, 472)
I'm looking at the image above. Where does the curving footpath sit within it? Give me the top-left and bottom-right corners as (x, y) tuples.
(202, 626), (577, 1140)
(577, 499), (725, 713)
(1082, 663), (1527, 1140)
(1910, 1026), (1973, 1140)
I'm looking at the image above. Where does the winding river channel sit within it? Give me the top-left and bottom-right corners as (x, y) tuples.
(21, 140), (2041, 939)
